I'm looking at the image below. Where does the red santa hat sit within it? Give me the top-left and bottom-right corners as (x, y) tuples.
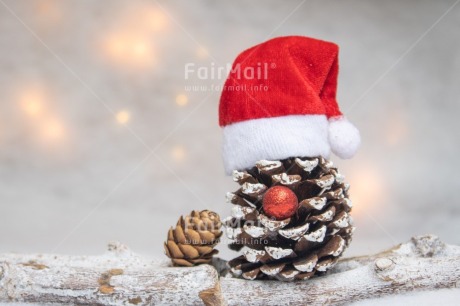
(219, 36), (360, 174)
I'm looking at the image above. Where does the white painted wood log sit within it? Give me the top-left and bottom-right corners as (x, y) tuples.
(222, 234), (460, 305)
(0, 235), (459, 305)
(0, 242), (220, 305)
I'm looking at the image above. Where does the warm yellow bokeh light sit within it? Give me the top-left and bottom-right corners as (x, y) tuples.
(132, 42), (148, 57)
(175, 94), (188, 106)
(123, 5), (168, 32)
(22, 99), (43, 117)
(17, 86), (67, 144)
(142, 8), (168, 31)
(347, 165), (385, 217)
(104, 33), (154, 67)
(19, 89), (46, 118)
(101, 3), (169, 68)
(116, 110), (131, 124)
(172, 145), (186, 162)
(36, 0), (62, 24)
(42, 119), (65, 141)
(196, 46), (209, 59)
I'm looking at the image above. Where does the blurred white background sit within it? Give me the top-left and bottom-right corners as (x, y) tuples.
(0, 0), (459, 265)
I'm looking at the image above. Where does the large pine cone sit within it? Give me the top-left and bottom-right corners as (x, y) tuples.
(164, 210), (223, 267)
(224, 157), (354, 281)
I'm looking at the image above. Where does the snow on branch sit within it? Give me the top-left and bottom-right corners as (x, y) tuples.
(0, 235), (459, 305)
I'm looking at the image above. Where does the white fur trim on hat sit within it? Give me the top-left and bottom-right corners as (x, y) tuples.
(328, 116), (361, 159)
(222, 115), (330, 174)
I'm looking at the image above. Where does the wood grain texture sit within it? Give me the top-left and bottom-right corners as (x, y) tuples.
(0, 235), (459, 305)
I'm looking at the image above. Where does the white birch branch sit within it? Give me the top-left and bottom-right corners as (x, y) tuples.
(221, 235), (460, 305)
(0, 235), (459, 305)
(0, 242), (220, 305)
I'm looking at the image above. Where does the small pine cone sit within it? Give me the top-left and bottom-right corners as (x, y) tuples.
(224, 157), (354, 281)
(164, 210), (223, 267)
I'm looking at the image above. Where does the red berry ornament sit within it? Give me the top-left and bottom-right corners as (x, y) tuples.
(262, 186), (298, 220)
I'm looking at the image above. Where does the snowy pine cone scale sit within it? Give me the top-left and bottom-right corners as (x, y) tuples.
(225, 157), (354, 281)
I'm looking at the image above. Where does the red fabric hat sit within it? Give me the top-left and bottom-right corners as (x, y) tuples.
(219, 36), (360, 174)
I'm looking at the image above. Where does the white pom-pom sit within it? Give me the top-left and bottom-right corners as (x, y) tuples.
(328, 117), (360, 159)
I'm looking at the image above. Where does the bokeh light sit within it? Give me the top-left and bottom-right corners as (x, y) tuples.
(100, 4), (168, 69)
(175, 94), (188, 106)
(104, 33), (154, 67)
(116, 110), (131, 124)
(36, 0), (62, 25)
(17, 85), (67, 145)
(171, 145), (186, 162)
(17, 85), (48, 118)
(20, 91), (45, 118)
(196, 46), (209, 59)
(42, 119), (65, 141)
(140, 8), (168, 32)
(347, 163), (385, 217)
